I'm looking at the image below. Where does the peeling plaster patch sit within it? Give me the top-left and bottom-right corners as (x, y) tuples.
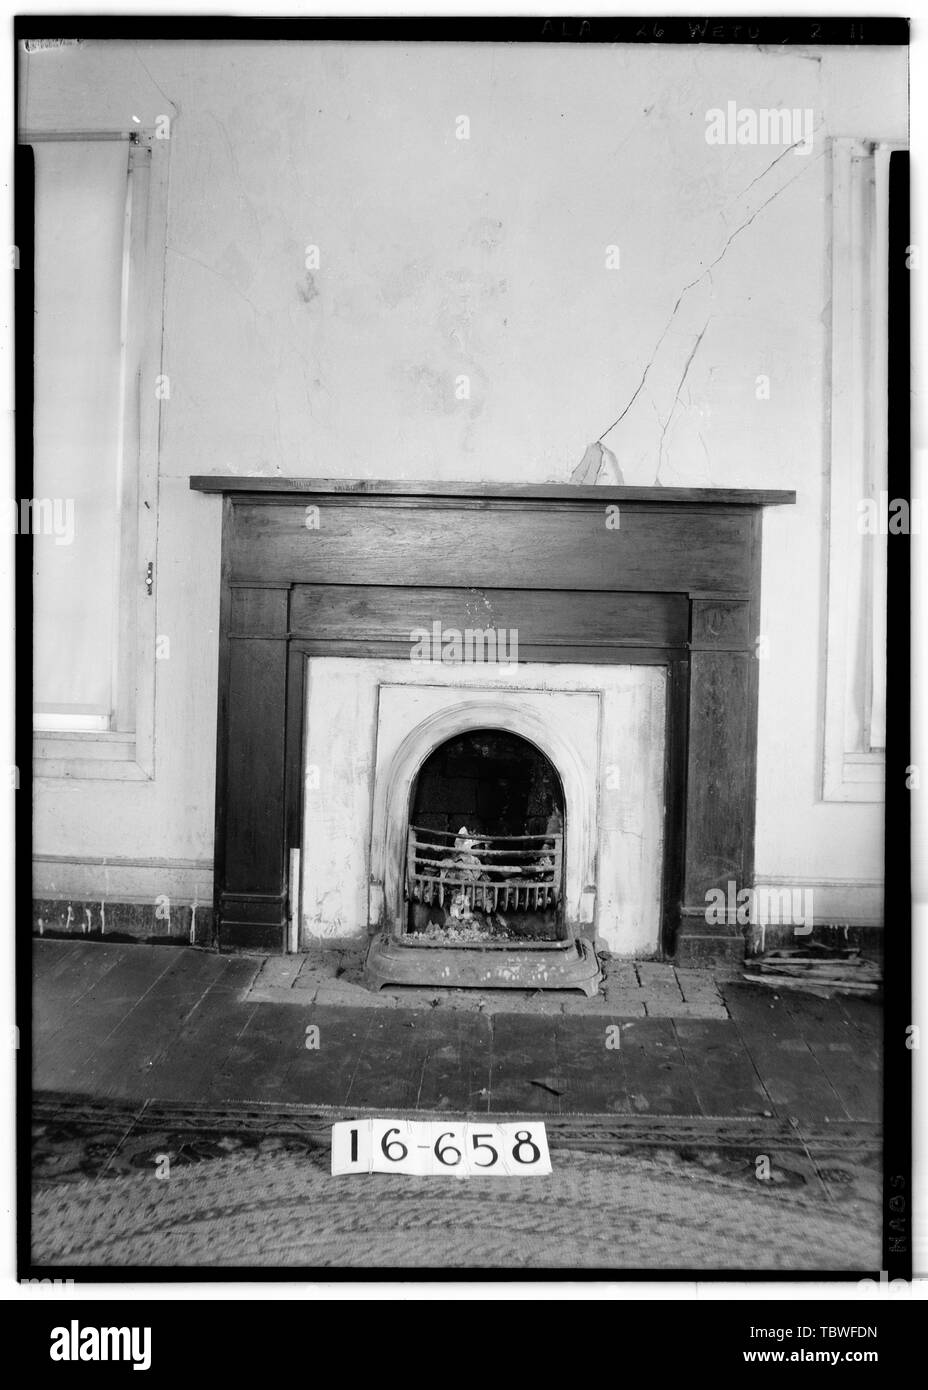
(460, 421), (479, 454)
(698, 432), (712, 472)
(380, 259), (430, 309)
(219, 240), (257, 297)
(570, 440), (624, 485)
(310, 892), (346, 940)
(679, 172), (721, 219)
(437, 269), (508, 357)
(332, 285), (378, 326)
(394, 362), (456, 416)
(468, 217), (504, 252)
(438, 277), (479, 345)
(271, 392), (284, 471)
(298, 271), (320, 305)
(300, 369), (334, 430)
(754, 45), (824, 65)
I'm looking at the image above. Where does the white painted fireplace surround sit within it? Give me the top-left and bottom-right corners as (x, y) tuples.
(300, 657), (667, 956)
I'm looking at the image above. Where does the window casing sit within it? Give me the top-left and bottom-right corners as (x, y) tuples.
(28, 129), (168, 780)
(823, 137), (901, 802)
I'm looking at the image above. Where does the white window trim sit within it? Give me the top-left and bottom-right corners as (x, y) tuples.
(27, 128), (169, 781)
(33, 711), (111, 732)
(822, 136), (903, 803)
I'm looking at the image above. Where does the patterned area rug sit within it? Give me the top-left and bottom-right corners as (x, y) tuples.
(31, 1096), (882, 1272)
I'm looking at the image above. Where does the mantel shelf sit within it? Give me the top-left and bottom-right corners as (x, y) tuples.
(190, 476), (796, 506)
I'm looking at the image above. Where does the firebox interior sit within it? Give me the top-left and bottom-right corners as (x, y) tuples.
(406, 730), (566, 943)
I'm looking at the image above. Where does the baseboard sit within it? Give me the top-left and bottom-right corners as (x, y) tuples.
(745, 920), (884, 961)
(751, 875), (883, 928)
(31, 898), (884, 965)
(674, 904), (883, 970)
(33, 897), (215, 946)
(672, 934), (747, 972)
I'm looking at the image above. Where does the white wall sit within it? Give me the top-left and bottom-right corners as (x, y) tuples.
(25, 40), (906, 923)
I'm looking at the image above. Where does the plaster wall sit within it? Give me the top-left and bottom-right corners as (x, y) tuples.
(24, 40), (906, 926)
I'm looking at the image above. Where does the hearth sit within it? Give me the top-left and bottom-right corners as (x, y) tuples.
(190, 478), (795, 973)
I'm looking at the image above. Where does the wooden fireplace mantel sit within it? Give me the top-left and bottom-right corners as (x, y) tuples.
(191, 475), (795, 965)
(191, 476), (795, 507)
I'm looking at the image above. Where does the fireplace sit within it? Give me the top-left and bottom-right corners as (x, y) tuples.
(406, 730), (566, 941)
(190, 478), (795, 972)
(300, 656), (665, 990)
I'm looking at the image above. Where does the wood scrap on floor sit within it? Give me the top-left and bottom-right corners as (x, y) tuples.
(744, 946), (881, 1000)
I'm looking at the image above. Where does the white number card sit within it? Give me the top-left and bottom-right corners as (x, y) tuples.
(331, 1119), (552, 1177)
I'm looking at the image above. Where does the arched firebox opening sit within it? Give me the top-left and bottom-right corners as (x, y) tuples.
(405, 729), (566, 943)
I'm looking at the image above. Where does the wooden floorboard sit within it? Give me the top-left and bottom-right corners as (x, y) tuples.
(88, 949), (234, 1100)
(413, 1010), (493, 1113)
(837, 994), (883, 1048)
(488, 1014), (562, 1114)
(143, 955), (264, 1101)
(344, 1009), (431, 1110)
(32, 941), (130, 1042)
(35, 947), (177, 1094)
(720, 983), (851, 1122)
(205, 1001), (310, 1104)
(780, 993), (881, 1122)
(672, 1017), (772, 1117)
(272, 1007), (373, 1108)
(619, 1018), (701, 1115)
(30, 945), (885, 1125)
(33, 939), (86, 984)
(554, 1014), (628, 1114)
